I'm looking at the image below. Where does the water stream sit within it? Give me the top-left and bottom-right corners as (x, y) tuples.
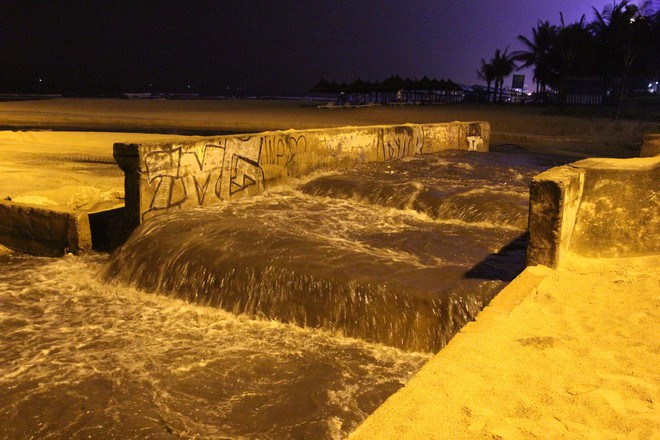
(0, 253), (429, 439)
(0, 150), (565, 439)
(105, 150), (553, 352)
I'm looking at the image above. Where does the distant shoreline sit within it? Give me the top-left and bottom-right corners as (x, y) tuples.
(0, 97), (656, 158)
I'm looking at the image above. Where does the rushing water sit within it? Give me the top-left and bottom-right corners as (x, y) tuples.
(105, 150), (554, 352)
(0, 253), (429, 439)
(0, 149), (565, 439)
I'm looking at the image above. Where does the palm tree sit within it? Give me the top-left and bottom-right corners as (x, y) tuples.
(512, 20), (558, 103)
(491, 47), (517, 103)
(590, 0), (652, 118)
(477, 58), (496, 103)
(554, 13), (591, 111)
(648, 8), (660, 81)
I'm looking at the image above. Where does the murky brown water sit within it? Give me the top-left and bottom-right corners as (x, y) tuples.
(1, 150), (565, 439)
(0, 253), (430, 439)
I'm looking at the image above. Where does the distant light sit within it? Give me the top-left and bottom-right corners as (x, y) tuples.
(38, 79), (43, 82)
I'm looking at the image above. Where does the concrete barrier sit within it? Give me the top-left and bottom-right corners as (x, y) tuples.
(0, 201), (92, 256)
(570, 157), (660, 257)
(114, 122), (489, 231)
(528, 156), (659, 266)
(527, 166), (585, 268)
(640, 133), (660, 157)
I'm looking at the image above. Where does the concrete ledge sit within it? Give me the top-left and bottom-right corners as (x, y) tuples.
(114, 121), (490, 230)
(640, 133), (660, 157)
(350, 253), (660, 439)
(0, 201), (92, 256)
(527, 156), (660, 266)
(348, 265), (552, 440)
(527, 166), (584, 268)
(569, 157), (659, 257)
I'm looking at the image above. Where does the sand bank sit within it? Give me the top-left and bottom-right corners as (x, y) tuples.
(350, 254), (659, 439)
(0, 130), (197, 211)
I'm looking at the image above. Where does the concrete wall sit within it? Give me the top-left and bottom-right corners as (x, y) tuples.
(0, 201), (92, 256)
(527, 166), (585, 268)
(569, 157), (659, 257)
(528, 156), (659, 267)
(114, 122), (489, 230)
(640, 133), (660, 157)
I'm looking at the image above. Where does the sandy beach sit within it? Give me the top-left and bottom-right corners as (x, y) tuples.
(350, 254), (660, 439)
(0, 130), (198, 211)
(0, 98), (656, 151)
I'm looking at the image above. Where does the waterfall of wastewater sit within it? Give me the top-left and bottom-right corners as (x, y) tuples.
(105, 150), (547, 352)
(0, 149), (563, 439)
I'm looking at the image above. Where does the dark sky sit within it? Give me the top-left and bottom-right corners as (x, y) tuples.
(0, 0), (616, 95)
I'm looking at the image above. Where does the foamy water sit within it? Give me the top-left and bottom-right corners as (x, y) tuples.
(1, 150), (567, 438)
(104, 189), (513, 352)
(0, 253), (429, 439)
(105, 150), (555, 352)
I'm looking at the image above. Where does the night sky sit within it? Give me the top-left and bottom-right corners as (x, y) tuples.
(0, 0), (618, 96)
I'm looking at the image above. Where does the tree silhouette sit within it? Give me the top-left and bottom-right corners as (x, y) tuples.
(554, 13), (592, 111)
(477, 58), (496, 103)
(491, 47), (517, 103)
(590, 0), (653, 118)
(512, 20), (558, 103)
(479, 0), (659, 114)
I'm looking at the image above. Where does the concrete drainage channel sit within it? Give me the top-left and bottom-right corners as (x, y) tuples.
(0, 199), (128, 256)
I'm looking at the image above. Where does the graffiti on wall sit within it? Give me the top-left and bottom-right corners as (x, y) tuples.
(466, 123), (483, 151)
(378, 126), (426, 160)
(135, 123), (483, 220)
(142, 137), (265, 219)
(260, 134), (307, 169)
